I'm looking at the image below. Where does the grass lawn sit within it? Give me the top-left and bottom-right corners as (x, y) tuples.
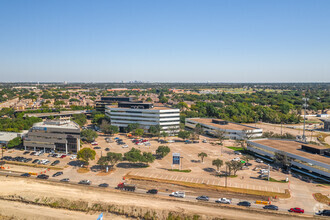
(226, 146), (244, 151)
(168, 169), (191, 173)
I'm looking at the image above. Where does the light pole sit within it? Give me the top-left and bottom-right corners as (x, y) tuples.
(225, 165), (228, 187)
(180, 156), (183, 170)
(302, 98), (309, 143)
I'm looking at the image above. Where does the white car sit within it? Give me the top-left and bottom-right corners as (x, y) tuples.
(56, 154), (62, 158)
(167, 140), (175, 143)
(232, 157), (240, 161)
(122, 145), (129, 148)
(215, 198), (231, 204)
(70, 155), (77, 160)
(256, 158), (263, 163)
(169, 191), (185, 198)
(234, 151), (242, 155)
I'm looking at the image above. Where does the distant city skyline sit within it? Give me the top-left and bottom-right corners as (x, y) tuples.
(0, 0), (330, 83)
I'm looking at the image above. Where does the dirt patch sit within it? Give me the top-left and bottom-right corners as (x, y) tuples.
(313, 193), (330, 205)
(77, 167), (89, 173)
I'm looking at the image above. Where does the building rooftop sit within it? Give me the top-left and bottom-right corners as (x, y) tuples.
(24, 110), (88, 118)
(251, 139), (330, 165)
(106, 105), (178, 111)
(0, 132), (20, 143)
(187, 118), (259, 131)
(32, 120), (80, 130)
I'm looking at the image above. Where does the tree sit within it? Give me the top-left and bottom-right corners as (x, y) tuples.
(274, 151), (291, 168)
(92, 113), (105, 125)
(159, 96), (168, 104)
(142, 152), (155, 164)
(198, 152), (207, 163)
(81, 129), (98, 142)
(146, 97), (152, 102)
(134, 128), (144, 137)
(192, 123), (203, 140)
(97, 156), (109, 171)
(148, 125), (159, 137)
(177, 102), (188, 110)
(161, 131), (168, 140)
(124, 148), (143, 163)
(7, 137), (22, 149)
(178, 130), (191, 140)
(156, 145), (171, 158)
(226, 161), (243, 176)
(100, 120), (119, 135)
(242, 155), (254, 163)
(77, 148), (96, 167)
(107, 152), (123, 167)
(72, 114), (87, 127)
(126, 123), (140, 133)
(214, 130), (225, 155)
(212, 159), (223, 172)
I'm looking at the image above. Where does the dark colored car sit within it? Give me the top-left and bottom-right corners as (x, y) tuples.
(30, 152), (36, 156)
(37, 174), (49, 179)
(98, 183), (109, 187)
(196, 195), (209, 201)
(51, 160), (60, 166)
(94, 146), (101, 149)
(316, 210), (330, 216)
(79, 180), (91, 185)
(60, 178), (70, 182)
(25, 158), (33, 162)
(237, 201), (251, 207)
(289, 207), (304, 213)
(146, 189), (158, 194)
(263, 205), (278, 210)
(23, 151), (30, 155)
(32, 159), (40, 164)
(52, 171), (63, 177)
(105, 148), (110, 151)
(21, 173), (31, 177)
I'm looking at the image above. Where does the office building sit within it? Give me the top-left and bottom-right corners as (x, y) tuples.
(24, 120), (81, 154)
(185, 118), (263, 140)
(105, 102), (180, 133)
(247, 139), (330, 183)
(95, 96), (135, 112)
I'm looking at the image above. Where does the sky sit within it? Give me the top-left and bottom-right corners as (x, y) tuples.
(0, 0), (330, 83)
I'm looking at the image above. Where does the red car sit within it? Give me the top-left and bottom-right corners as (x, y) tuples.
(142, 139), (148, 143)
(289, 207), (304, 213)
(60, 155), (67, 158)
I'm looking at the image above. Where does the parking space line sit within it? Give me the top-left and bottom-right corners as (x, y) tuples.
(212, 180), (215, 185)
(175, 176), (178, 181)
(206, 180), (209, 185)
(195, 178), (199, 183)
(217, 180), (221, 186)
(180, 176), (184, 181)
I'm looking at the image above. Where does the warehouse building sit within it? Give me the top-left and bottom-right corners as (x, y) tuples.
(247, 139), (330, 183)
(23, 120), (81, 153)
(105, 102), (180, 133)
(185, 118), (263, 140)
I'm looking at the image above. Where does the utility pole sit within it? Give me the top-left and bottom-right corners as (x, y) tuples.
(180, 156), (183, 170)
(267, 164), (270, 181)
(302, 97), (309, 143)
(225, 165), (228, 187)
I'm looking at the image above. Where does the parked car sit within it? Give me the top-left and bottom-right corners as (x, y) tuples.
(184, 140), (192, 144)
(215, 198), (231, 204)
(202, 139), (208, 143)
(237, 201), (251, 207)
(169, 191), (185, 198)
(289, 207), (304, 213)
(32, 159), (40, 164)
(167, 140), (175, 143)
(98, 183), (109, 187)
(21, 173), (31, 177)
(105, 148), (110, 151)
(94, 146), (101, 149)
(60, 155), (67, 158)
(52, 171), (63, 177)
(30, 152), (36, 156)
(70, 155), (77, 160)
(263, 205), (278, 210)
(234, 151), (242, 155)
(37, 174), (49, 179)
(122, 145), (129, 148)
(146, 189), (158, 194)
(60, 178), (70, 182)
(256, 158), (263, 163)
(51, 160), (60, 166)
(196, 195), (209, 201)
(79, 180), (91, 185)
(23, 151), (30, 155)
(316, 209), (330, 216)
(91, 142), (98, 145)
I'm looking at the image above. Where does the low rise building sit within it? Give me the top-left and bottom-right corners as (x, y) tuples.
(185, 118), (263, 140)
(105, 102), (180, 133)
(0, 131), (26, 147)
(23, 120), (80, 153)
(247, 139), (330, 183)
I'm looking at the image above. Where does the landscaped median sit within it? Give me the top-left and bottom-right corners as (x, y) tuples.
(124, 174), (291, 199)
(3, 161), (64, 170)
